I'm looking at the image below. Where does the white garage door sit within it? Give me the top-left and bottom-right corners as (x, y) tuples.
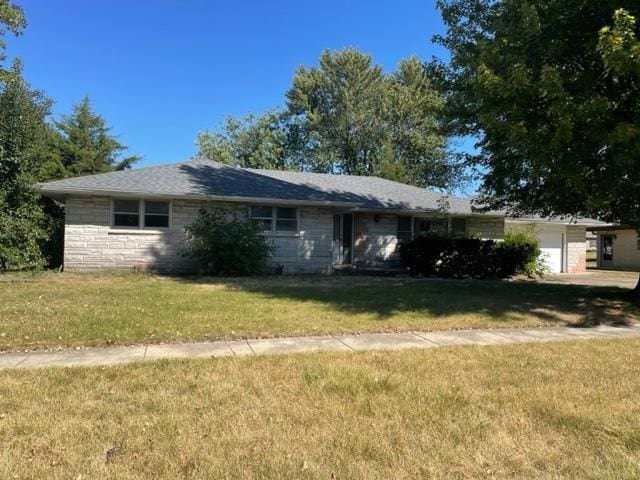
(537, 227), (565, 273)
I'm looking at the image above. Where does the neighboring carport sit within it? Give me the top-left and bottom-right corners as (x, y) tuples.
(589, 225), (640, 272)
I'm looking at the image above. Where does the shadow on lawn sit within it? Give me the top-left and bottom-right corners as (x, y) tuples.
(173, 275), (639, 328)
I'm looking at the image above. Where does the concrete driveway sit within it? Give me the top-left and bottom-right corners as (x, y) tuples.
(541, 270), (638, 289)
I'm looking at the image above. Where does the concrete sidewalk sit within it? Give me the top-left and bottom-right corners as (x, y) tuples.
(1, 324), (639, 370)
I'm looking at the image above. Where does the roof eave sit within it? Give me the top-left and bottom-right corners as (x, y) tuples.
(37, 186), (363, 209)
(505, 217), (606, 226)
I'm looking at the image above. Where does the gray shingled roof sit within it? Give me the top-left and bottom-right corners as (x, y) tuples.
(38, 157), (486, 215)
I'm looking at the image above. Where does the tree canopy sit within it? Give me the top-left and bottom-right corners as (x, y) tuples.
(0, 0), (25, 73)
(0, 62), (51, 269)
(40, 96), (140, 181)
(433, 0), (640, 227)
(197, 110), (307, 171)
(198, 49), (462, 190)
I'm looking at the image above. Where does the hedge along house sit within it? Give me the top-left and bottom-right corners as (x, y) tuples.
(38, 157), (595, 274)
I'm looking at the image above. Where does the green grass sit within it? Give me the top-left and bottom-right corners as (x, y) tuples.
(1, 339), (640, 478)
(0, 272), (637, 351)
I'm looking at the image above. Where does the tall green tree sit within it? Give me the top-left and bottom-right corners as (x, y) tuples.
(286, 49), (389, 176)
(38, 97), (140, 267)
(199, 49), (460, 190)
(386, 56), (455, 188)
(0, 61), (51, 270)
(197, 110), (308, 170)
(0, 0), (24, 74)
(41, 96), (139, 180)
(434, 0), (640, 288)
(0, 1), (51, 270)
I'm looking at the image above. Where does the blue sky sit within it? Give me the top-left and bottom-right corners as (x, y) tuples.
(10, 0), (452, 169)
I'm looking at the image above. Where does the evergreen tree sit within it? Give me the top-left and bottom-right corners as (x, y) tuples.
(42, 96), (139, 180)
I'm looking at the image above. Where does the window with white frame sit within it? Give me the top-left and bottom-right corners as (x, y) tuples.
(250, 206), (298, 233)
(113, 199), (141, 227)
(250, 206), (273, 231)
(275, 207), (297, 232)
(112, 199), (170, 228)
(144, 201), (170, 228)
(414, 218), (448, 235)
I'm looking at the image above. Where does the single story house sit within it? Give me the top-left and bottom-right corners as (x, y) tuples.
(590, 226), (640, 271)
(38, 157), (599, 274)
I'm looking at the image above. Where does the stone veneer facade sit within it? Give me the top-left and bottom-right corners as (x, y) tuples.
(352, 213), (506, 267)
(566, 225), (587, 273)
(64, 195), (567, 273)
(63, 195), (337, 273)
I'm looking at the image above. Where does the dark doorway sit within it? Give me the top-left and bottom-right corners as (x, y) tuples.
(602, 235), (614, 262)
(342, 213), (353, 264)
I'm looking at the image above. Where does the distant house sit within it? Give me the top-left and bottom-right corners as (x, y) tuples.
(590, 226), (640, 271)
(38, 157), (599, 274)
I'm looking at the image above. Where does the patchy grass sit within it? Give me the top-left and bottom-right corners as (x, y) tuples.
(0, 272), (637, 351)
(1, 339), (640, 478)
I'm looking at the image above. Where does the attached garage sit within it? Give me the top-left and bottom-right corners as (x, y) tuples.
(535, 224), (567, 273)
(506, 220), (592, 273)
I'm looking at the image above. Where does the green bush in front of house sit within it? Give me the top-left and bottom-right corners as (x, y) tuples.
(181, 207), (274, 276)
(399, 231), (541, 279)
(498, 230), (545, 277)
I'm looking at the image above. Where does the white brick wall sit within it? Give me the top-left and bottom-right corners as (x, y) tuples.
(63, 196), (335, 273)
(268, 207), (334, 273)
(566, 225), (587, 273)
(63, 195), (517, 273)
(351, 214), (506, 268)
(353, 213), (400, 267)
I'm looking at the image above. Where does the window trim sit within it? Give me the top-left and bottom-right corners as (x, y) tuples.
(112, 198), (142, 229)
(110, 198), (172, 231)
(409, 215), (469, 238)
(249, 205), (300, 236)
(414, 217), (449, 236)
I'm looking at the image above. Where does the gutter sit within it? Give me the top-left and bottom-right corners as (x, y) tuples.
(37, 186), (504, 217)
(506, 217), (608, 227)
(37, 186), (363, 209)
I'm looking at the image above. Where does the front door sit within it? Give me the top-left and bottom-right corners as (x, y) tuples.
(332, 213), (353, 265)
(601, 235), (614, 267)
(342, 213), (353, 264)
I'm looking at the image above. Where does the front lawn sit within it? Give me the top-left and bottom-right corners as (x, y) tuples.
(1, 339), (639, 478)
(0, 272), (637, 351)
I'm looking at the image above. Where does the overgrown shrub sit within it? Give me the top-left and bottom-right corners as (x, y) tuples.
(181, 207), (274, 276)
(399, 231), (541, 279)
(499, 230), (545, 277)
